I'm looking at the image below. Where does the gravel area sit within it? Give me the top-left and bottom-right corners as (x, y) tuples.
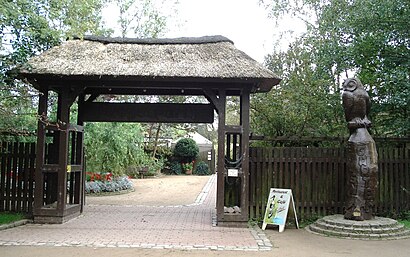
(85, 175), (212, 206)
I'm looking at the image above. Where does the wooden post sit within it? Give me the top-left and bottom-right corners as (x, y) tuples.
(56, 90), (70, 215)
(33, 86), (48, 215)
(240, 89), (251, 221)
(217, 89), (226, 221)
(77, 94), (85, 212)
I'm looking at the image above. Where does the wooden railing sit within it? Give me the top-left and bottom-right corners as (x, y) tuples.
(249, 146), (410, 220)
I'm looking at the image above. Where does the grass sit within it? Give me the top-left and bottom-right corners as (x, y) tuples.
(0, 212), (25, 225)
(397, 211), (410, 229)
(399, 220), (410, 229)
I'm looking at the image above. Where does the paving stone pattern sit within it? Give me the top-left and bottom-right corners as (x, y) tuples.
(0, 175), (272, 251)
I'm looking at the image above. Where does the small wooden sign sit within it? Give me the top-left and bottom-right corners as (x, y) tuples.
(262, 188), (299, 232)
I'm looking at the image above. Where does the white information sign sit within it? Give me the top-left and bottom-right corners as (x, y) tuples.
(262, 188), (299, 232)
(227, 169), (239, 177)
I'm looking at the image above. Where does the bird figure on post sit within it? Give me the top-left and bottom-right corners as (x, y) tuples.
(342, 77), (378, 221)
(342, 78), (371, 134)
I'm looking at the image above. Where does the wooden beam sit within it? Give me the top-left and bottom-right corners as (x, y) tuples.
(203, 89), (222, 114)
(34, 86), (48, 214)
(240, 89), (251, 221)
(81, 102), (214, 123)
(216, 89), (226, 221)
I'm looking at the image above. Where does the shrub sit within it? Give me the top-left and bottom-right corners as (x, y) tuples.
(170, 160), (182, 175)
(194, 161), (210, 175)
(173, 138), (199, 163)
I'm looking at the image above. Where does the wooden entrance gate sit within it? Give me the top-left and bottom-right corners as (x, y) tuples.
(16, 36), (280, 224)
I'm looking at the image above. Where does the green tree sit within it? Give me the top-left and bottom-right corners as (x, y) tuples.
(84, 122), (147, 175)
(0, 0), (109, 132)
(251, 37), (344, 140)
(261, 0), (409, 136)
(114, 0), (168, 38)
(173, 138), (199, 163)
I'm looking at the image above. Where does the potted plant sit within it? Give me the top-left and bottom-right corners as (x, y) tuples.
(181, 162), (194, 175)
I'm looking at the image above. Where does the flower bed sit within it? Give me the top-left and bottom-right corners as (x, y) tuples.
(85, 172), (133, 194)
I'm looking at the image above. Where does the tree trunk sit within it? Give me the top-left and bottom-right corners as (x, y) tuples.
(152, 123), (162, 158)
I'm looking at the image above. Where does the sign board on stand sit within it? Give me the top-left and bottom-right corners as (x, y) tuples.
(262, 188), (299, 232)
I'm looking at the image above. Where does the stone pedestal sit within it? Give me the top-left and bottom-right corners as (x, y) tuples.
(344, 128), (378, 221)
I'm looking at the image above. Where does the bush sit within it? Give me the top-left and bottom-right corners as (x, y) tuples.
(85, 176), (133, 194)
(194, 161), (210, 175)
(173, 138), (199, 163)
(170, 160), (182, 175)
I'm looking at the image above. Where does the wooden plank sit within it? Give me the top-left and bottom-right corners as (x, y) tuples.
(261, 148), (268, 217)
(248, 148), (255, 219)
(393, 148), (399, 213)
(81, 102), (214, 123)
(388, 148), (394, 214)
(323, 149), (330, 216)
(28, 143), (36, 214)
(21, 143), (30, 212)
(255, 148), (262, 218)
(15, 143), (24, 212)
(0, 142), (6, 211)
(314, 152), (319, 215)
(380, 148), (387, 214)
(381, 147), (388, 214)
(289, 148), (295, 206)
(399, 148), (405, 213)
(406, 148), (410, 210)
(305, 153), (312, 217)
(335, 148), (342, 214)
(267, 148), (273, 209)
(5, 142), (12, 211)
(300, 149), (306, 219)
(316, 149), (322, 216)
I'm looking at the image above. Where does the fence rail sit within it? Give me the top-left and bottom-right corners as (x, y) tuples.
(249, 146), (410, 220)
(0, 142), (36, 214)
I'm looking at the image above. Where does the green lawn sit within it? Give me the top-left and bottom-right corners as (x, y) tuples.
(0, 212), (25, 225)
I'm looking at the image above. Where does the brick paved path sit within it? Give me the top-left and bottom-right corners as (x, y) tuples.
(0, 175), (272, 251)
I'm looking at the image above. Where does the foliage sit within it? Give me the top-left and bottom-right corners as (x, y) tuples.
(399, 220), (410, 229)
(85, 176), (133, 194)
(170, 160), (182, 175)
(0, 0), (109, 132)
(252, 37), (345, 139)
(173, 138), (199, 163)
(144, 144), (173, 161)
(0, 212), (25, 225)
(181, 162), (193, 172)
(113, 0), (169, 38)
(84, 122), (146, 176)
(261, 0), (410, 137)
(194, 161), (210, 176)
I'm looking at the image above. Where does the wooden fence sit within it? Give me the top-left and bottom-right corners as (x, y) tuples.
(0, 142), (36, 214)
(249, 146), (410, 220)
(1, 138), (409, 220)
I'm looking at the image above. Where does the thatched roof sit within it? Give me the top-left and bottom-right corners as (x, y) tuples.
(19, 35), (280, 92)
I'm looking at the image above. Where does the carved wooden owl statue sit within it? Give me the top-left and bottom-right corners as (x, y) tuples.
(342, 78), (371, 131)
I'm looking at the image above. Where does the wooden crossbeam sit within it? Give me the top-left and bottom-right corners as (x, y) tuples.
(81, 102), (214, 123)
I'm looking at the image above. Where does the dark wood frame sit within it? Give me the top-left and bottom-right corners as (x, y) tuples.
(25, 72), (264, 224)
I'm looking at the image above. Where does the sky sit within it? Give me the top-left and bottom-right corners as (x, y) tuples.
(102, 0), (306, 63)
